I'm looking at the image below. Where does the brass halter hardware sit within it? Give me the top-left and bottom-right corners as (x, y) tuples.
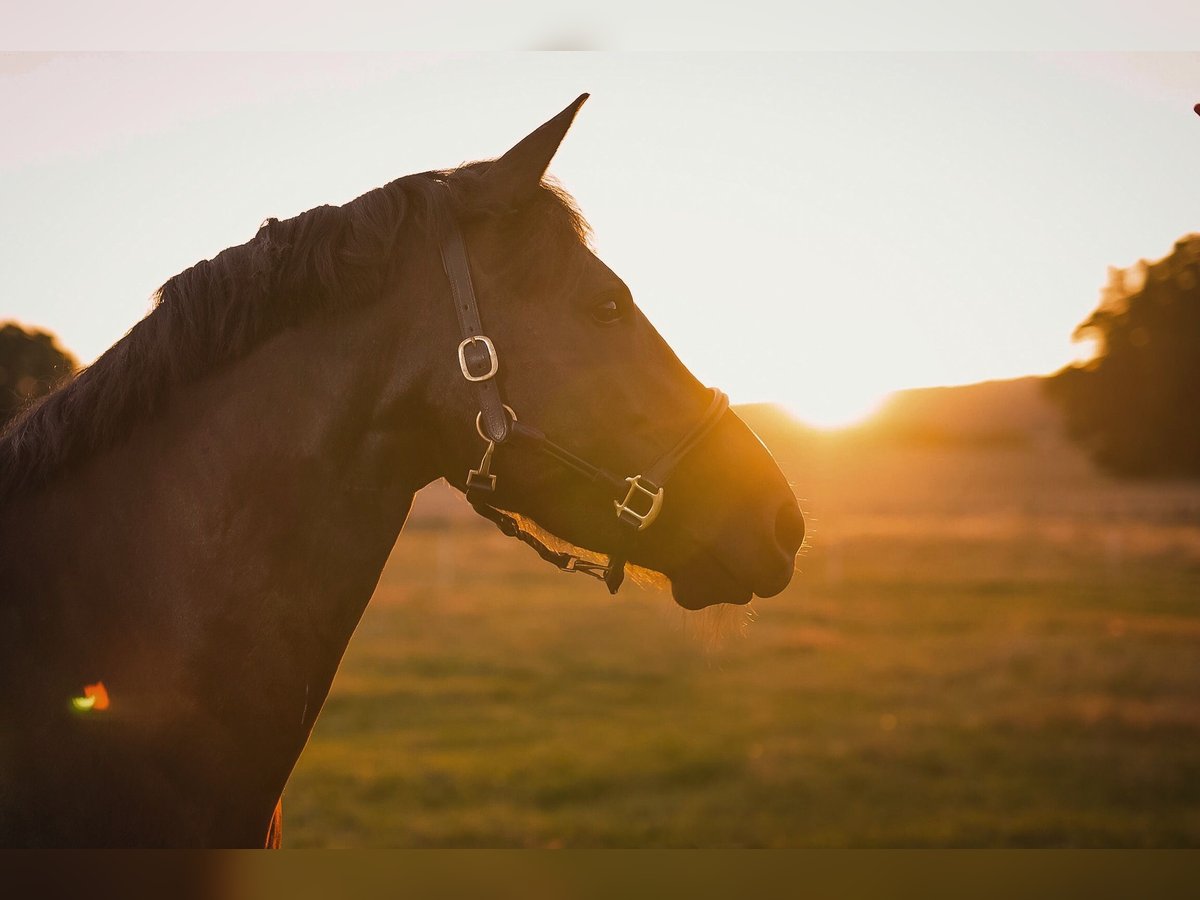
(458, 335), (499, 382)
(468, 405), (516, 492)
(614, 476), (664, 532)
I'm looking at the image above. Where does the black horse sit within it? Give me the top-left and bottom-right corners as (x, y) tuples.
(0, 95), (804, 847)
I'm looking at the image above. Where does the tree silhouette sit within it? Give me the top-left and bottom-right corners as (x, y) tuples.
(1046, 234), (1200, 477)
(0, 322), (78, 428)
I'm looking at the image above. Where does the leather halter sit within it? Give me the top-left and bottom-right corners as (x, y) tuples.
(437, 187), (730, 593)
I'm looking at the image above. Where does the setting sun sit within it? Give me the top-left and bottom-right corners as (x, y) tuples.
(783, 388), (888, 431)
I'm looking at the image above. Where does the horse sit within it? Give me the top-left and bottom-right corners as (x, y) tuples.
(0, 95), (805, 847)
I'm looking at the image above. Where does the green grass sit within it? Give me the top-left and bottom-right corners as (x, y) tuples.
(282, 506), (1200, 847)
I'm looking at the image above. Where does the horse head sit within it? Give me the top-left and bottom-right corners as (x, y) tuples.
(421, 96), (804, 610)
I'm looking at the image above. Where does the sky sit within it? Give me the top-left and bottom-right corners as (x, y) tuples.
(1, 52), (1198, 427)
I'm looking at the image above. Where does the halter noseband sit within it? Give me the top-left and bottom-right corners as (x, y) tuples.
(437, 187), (729, 593)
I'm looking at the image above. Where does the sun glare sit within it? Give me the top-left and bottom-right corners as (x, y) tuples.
(785, 390), (889, 431)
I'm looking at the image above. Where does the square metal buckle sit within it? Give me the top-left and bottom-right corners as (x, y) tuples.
(614, 475), (664, 532)
(458, 335), (499, 382)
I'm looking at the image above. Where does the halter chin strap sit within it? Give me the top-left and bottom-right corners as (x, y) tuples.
(436, 184), (729, 593)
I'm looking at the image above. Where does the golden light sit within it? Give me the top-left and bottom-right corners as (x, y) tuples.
(785, 388), (889, 432)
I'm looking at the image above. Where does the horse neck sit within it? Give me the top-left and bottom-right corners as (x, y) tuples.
(1, 290), (441, 843)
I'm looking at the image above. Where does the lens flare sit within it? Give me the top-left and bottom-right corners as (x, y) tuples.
(71, 681), (109, 712)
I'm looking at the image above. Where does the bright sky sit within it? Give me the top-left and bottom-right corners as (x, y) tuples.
(2, 52), (1198, 427)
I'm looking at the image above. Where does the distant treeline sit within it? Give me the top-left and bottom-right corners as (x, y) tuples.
(0, 322), (78, 428)
(1047, 234), (1200, 477)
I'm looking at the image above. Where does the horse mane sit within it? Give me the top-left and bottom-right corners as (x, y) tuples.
(0, 165), (590, 505)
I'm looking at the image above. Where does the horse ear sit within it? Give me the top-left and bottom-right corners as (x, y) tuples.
(484, 93), (589, 206)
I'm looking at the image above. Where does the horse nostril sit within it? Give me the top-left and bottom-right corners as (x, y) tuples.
(774, 499), (806, 557)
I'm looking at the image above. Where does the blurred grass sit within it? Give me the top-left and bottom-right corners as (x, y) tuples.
(283, 393), (1200, 847)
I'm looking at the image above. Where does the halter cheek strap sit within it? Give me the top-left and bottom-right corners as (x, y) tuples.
(436, 185), (729, 594)
(440, 215), (510, 446)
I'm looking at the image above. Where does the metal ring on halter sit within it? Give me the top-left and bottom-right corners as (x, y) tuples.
(476, 405), (517, 441)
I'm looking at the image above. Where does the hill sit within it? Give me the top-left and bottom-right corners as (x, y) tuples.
(737, 375), (1061, 450)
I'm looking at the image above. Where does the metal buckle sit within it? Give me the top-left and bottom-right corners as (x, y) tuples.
(614, 475), (664, 532)
(458, 335), (499, 382)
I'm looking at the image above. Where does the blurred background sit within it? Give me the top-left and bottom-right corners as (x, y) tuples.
(3, 50), (1200, 846)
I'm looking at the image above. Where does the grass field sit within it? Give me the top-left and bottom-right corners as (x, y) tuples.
(282, 381), (1200, 847)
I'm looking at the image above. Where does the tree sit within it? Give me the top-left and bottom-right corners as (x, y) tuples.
(1046, 234), (1200, 477)
(0, 322), (78, 428)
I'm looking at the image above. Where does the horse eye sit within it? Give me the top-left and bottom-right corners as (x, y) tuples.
(591, 298), (622, 325)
